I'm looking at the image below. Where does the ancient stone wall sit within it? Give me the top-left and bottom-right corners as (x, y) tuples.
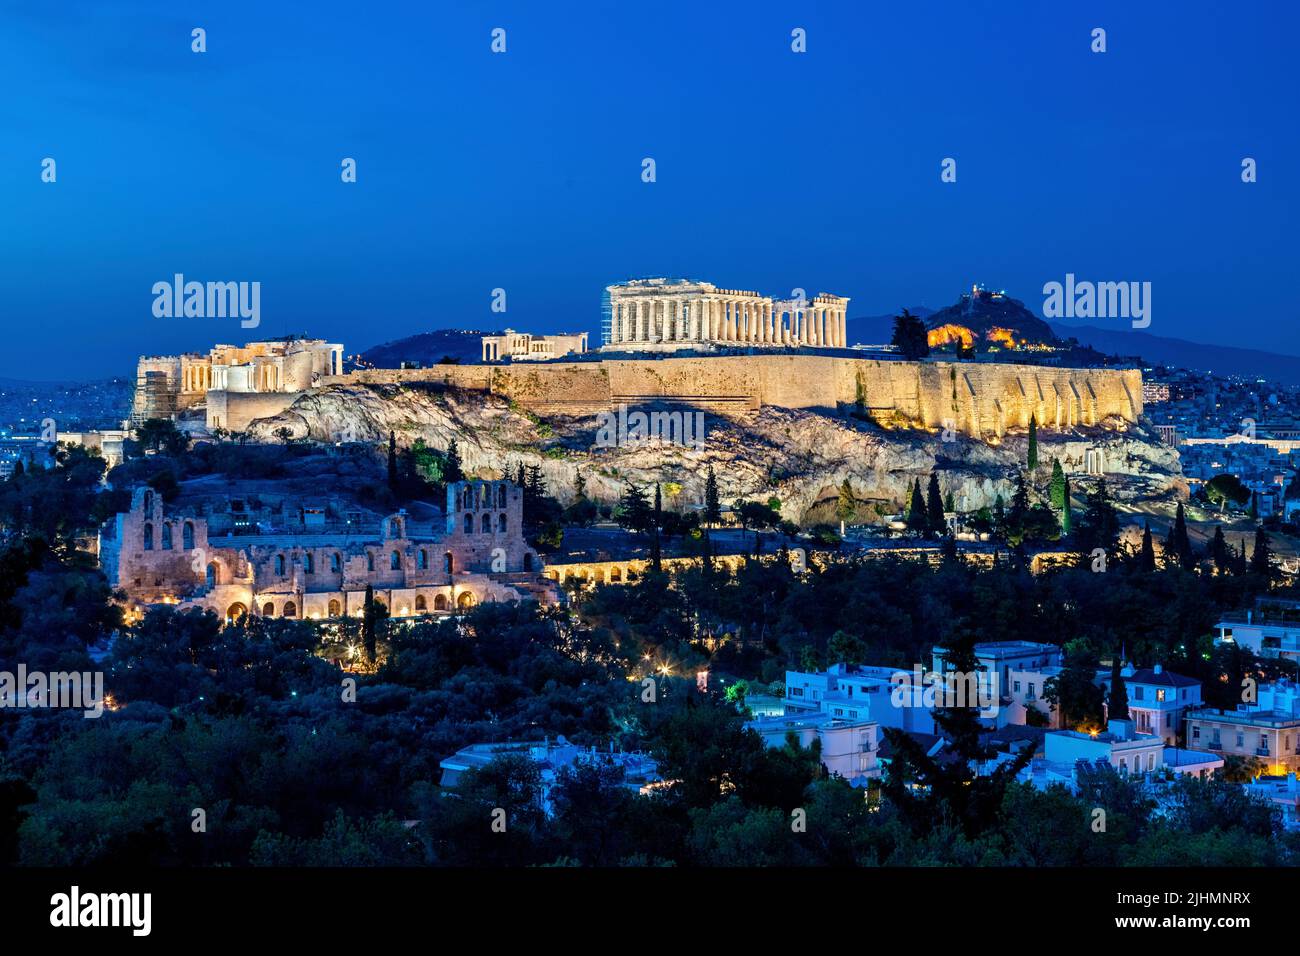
(207, 390), (301, 432)
(321, 355), (1141, 439)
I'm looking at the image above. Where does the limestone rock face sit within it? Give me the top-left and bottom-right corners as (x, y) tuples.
(246, 383), (1184, 523)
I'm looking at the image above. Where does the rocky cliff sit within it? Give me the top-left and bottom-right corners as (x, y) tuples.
(246, 381), (1184, 523)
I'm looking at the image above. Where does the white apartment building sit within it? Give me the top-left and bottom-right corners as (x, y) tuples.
(1098, 664), (1202, 746)
(745, 712), (880, 786)
(784, 663), (937, 734)
(1185, 679), (1300, 775)
(1215, 608), (1300, 663)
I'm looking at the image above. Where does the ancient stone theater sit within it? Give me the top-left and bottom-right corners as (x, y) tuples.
(99, 480), (553, 622)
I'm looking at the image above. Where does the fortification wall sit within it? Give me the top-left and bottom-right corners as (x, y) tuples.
(207, 390), (301, 432)
(841, 360), (1142, 437)
(321, 355), (1141, 439)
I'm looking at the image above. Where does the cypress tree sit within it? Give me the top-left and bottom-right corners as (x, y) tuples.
(1250, 526), (1273, 578)
(1027, 415), (1038, 471)
(906, 478), (928, 533)
(926, 471), (945, 535)
(1108, 656), (1130, 721)
(1061, 473), (1072, 535)
(1049, 458), (1066, 512)
(1233, 539), (1248, 576)
(1212, 525), (1229, 573)
(444, 438), (464, 484)
(703, 466), (721, 528)
(1166, 502), (1194, 570)
(1139, 521), (1155, 572)
(362, 584), (377, 663)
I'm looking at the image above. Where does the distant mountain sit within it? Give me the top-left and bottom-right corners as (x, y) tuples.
(1049, 323), (1300, 386)
(924, 289), (1059, 351)
(845, 307), (933, 347)
(359, 330), (488, 368)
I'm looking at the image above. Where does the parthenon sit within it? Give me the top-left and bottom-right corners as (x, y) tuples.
(605, 278), (849, 351)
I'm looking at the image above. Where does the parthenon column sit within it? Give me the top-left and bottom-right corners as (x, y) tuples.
(839, 310), (846, 347)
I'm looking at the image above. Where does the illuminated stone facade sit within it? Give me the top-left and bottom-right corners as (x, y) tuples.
(605, 278), (849, 351)
(129, 337), (344, 429)
(99, 480), (551, 622)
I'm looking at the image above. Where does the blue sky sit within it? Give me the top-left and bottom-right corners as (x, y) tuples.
(1, 0), (1296, 380)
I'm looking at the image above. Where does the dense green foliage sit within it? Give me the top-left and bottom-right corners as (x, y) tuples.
(1, 443), (1297, 866)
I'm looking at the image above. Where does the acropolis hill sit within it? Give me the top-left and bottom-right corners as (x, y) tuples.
(131, 281), (1181, 524)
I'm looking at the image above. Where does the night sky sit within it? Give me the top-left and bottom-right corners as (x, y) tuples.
(2, 0), (1296, 380)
